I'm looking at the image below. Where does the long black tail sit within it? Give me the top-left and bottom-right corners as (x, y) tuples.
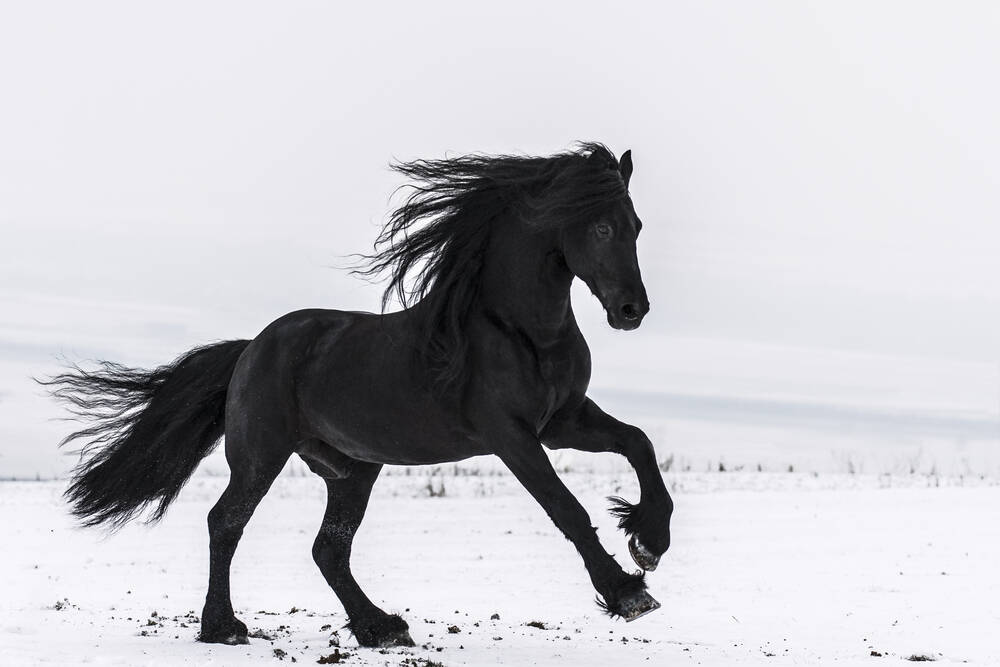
(41, 340), (251, 529)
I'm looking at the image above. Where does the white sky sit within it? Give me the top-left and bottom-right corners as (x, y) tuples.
(2, 2), (1000, 476)
(3, 1), (1000, 360)
(3, 1), (999, 365)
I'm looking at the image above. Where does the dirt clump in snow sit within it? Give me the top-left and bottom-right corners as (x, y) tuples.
(399, 658), (445, 667)
(316, 648), (352, 663)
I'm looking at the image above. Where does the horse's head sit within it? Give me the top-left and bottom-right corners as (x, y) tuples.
(561, 150), (649, 331)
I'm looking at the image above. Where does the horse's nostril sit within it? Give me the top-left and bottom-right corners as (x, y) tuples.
(621, 303), (639, 320)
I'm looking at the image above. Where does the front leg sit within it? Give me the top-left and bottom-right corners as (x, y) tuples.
(542, 398), (673, 571)
(495, 435), (660, 621)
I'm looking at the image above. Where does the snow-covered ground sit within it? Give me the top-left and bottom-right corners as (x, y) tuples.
(3, 470), (998, 666)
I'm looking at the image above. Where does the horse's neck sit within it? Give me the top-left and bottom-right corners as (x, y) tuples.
(476, 221), (575, 339)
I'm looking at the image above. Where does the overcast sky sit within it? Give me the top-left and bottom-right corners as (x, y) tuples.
(1, 2), (999, 375)
(3, 2), (1000, 477)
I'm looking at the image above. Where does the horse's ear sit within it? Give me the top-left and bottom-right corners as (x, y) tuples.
(619, 150), (633, 189)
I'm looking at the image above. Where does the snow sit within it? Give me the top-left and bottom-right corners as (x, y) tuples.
(3, 470), (998, 665)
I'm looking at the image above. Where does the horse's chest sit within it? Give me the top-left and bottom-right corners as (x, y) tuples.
(532, 349), (581, 431)
(537, 354), (573, 392)
(473, 316), (590, 434)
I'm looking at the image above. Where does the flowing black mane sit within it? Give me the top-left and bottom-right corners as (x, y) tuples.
(355, 142), (630, 389)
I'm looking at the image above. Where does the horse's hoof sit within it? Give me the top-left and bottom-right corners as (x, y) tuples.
(377, 629), (416, 648)
(628, 534), (660, 571)
(197, 617), (249, 645)
(351, 614), (416, 648)
(197, 628), (250, 645)
(619, 589), (661, 622)
(204, 632), (250, 645)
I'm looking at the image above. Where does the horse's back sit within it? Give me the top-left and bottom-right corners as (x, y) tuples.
(232, 307), (485, 465)
(230, 307), (372, 393)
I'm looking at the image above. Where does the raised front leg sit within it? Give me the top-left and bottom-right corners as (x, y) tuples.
(496, 437), (660, 621)
(542, 398), (673, 572)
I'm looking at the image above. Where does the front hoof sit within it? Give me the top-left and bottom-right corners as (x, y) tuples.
(198, 617), (249, 645)
(350, 613), (415, 648)
(618, 589), (661, 622)
(628, 534), (660, 571)
(377, 628), (415, 648)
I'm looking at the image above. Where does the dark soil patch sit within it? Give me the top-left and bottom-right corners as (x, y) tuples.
(316, 648), (352, 664)
(400, 659), (445, 667)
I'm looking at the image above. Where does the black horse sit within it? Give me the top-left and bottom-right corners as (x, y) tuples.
(45, 143), (673, 648)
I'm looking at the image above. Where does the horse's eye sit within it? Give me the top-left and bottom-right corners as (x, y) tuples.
(595, 223), (613, 238)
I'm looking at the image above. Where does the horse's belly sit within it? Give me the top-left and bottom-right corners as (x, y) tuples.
(325, 413), (487, 465)
(303, 378), (489, 465)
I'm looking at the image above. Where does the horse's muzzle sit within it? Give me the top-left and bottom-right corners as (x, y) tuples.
(606, 299), (649, 330)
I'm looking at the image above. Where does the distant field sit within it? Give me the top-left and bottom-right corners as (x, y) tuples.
(6, 333), (1000, 480)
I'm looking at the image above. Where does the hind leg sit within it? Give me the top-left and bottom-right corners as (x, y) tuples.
(308, 458), (414, 648)
(199, 432), (291, 644)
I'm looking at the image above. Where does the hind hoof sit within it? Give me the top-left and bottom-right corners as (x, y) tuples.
(198, 617), (249, 645)
(619, 589), (661, 622)
(198, 628), (250, 645)
(628, 534), (660, 571)
(199, 632), (249, 645)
